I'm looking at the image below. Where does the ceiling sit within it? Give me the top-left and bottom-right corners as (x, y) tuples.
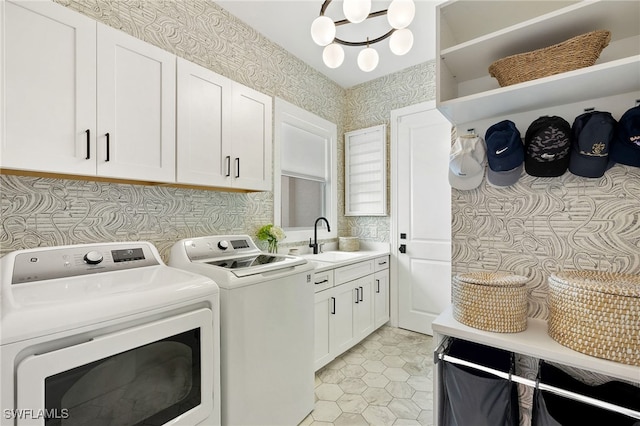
(215, 0), (443, 88)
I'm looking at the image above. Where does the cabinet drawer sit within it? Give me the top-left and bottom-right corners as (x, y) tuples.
(374, 256), (389, 271)
(313, 270), (334, 292)
(335, 260), (374, 285)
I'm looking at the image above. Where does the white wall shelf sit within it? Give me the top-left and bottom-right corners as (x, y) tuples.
(436, 0), (640, 124)
(433, 306), (639, 384)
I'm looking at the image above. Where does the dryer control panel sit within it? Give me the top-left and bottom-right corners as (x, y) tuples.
(8, 242), (160, 284)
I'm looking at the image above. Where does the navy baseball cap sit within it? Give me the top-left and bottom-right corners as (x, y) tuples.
(569, 111), (616, 178)
(485, 120), (524, 187)
(609, 105), (640, 168)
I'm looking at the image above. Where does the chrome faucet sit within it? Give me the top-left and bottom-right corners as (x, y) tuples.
(309, 217), (331, 254)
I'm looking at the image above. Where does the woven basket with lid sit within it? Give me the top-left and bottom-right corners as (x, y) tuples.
(548, 271), (640, 366)
(452, 272), (529, 333)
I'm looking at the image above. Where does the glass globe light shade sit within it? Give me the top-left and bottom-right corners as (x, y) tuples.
(322, 43), (345, 68)
(357, 47), (379, 72)
(343, 0), (371, 24)
(311, 16), (336, 46)
(387, 0), (415, 29)
(389, 28), (414, 55)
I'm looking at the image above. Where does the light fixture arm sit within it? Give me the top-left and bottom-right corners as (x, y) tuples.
(318, 0), (396, 47)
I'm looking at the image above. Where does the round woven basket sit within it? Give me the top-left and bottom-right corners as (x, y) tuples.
(488, 30), (611, 87)
(548, 271), (640, 366)
(452, 272), (529, 333)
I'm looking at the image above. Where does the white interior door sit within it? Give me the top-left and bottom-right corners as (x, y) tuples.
(392, 102), (452, 335)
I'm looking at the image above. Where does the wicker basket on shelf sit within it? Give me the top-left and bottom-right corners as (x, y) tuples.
(452, 272), (529, 333)
(488, 30), (611, 87)
(548, 271), (640, 366)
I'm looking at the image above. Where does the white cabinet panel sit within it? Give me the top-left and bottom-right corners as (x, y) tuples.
(2, 0), (96, 175)
(353, 276), (374, 340)
(330, 282), (357, 356)
(314, 291), (333, 371)
(231, 83), (272, 191)
(96, 24), (176, 183)
(374, 269), (390, 329)
(176, 58), (232, 187)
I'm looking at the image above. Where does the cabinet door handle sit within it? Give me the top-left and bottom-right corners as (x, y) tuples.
(315, 279), (329, 285)
(359, 286), (364, 302)
(85, 129), (91, 159)
(235, 157), (240, 178)
(354, 288), (359, 304)
(105, 132), (110, 162)
(376, 279), (380, 293)
(225, 156), (231, 177)
(331, 297), (336, 315)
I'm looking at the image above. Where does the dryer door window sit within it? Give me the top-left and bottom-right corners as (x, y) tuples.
(16, 309), (214, 425)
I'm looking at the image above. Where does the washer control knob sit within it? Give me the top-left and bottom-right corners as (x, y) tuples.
(84, 251), (104, 265)
(217, 240), (229, 250)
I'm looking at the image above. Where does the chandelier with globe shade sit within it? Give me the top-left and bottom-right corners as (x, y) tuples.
(310, 0), (416, 72)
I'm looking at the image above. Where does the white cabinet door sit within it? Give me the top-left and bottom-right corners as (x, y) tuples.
(374, 269), (390, 329)
(96, 24), (176, 183)
(176, 58), (232, 187)
(1, 0), (96, 175)
(314, 290), (333, 371)
(230, 83), (272, 191)
(353, 276), (374, 341)
(330, 282), (357, 356)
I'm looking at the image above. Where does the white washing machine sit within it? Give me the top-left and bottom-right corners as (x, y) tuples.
(0, 242), (220, 426)
(169, 235), (315, 426)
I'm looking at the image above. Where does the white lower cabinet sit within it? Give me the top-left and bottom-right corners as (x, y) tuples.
(314, 255), (390, 371)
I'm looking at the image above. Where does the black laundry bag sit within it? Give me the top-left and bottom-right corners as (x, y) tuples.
(439, 339), (519, 426)
(532, 362), (640, 426)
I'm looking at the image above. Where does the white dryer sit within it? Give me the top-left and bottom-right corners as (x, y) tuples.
(0, 242), (220, 426)
(169, 235), (315, 426)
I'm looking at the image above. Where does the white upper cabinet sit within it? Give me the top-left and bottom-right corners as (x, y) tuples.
(230, 83), (272, 191)
(1, 0), (97, 175)
(436, 0), (640, 124)
(176, 58), (232, 187)
(1, 0), (176, 183)
(176, 60), (273, 191)
(96, 24), (176, 183)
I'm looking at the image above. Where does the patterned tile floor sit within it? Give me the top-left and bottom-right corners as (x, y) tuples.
(300, 326), (435, 426)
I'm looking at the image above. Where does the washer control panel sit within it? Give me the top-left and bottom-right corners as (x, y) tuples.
(183, 235), (259, 261)
(10, 243), (159, 284)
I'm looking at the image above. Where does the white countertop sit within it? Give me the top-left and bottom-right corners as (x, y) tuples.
(301, 250), (390, 272)
(432, 306), (640, 384)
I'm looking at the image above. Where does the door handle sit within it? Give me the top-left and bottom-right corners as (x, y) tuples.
(359, 286), (363, 302)
(105, 132), (110, 162)
(330, 297), (336, 315)
(376, 279), (380, 293)
(399, 244), (406, 254)
(85, 129), (91, 159)
(355, 288), (359, 304)
(225, 156), (231, 177)
(235, 157), (240, 178)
